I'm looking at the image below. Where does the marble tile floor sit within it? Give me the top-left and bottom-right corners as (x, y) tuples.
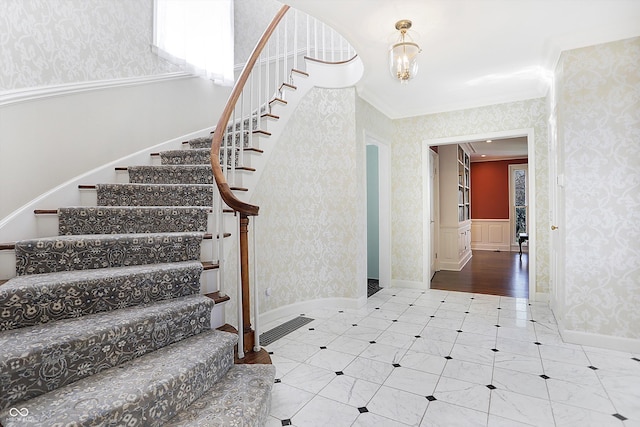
(263, 288), (640, 427)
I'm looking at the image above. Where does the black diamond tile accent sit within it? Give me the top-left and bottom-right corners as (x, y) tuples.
(392, 320), (398, 322)
(486, 384), (497, 390)
(495, 324), (501, 328)
(338, 310), (344, 313)
(426, 395), (437, 401)
(632, 357), (640, 362)
(497, 307), (501, 310)
(464, 311), (469, 314)
(309, 328), (315, 331)
(274, 379), (281, 383)
(588, 365), (598, 370)
(491, 348), (499, 352)
(470, 297), (475, 299)
(457, 330), (463, 333)
(612, 414), (628, 421)
(534, 342), (542, 345)
(320, 346), (327, 350)
(445, 356), (453, 360)
(282, 419), (292, 426)
(530, 319), (537, 323)
(268, 351), (274, 355)
(540, 374), (550, 380)
(375, 307), (380, 310)
(409, 304), (414, 306)
(335, 371), (344, 376)
(358, 407), (369, 414)
(393, 363), (401, 367)
(369, 341), (376, 344)
(430, 315), (436, 318)
(441, 300), (446, 303)
(415, 335), (421, 338)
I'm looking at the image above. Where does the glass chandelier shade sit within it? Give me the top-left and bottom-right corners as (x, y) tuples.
(389, 20), (421, 83)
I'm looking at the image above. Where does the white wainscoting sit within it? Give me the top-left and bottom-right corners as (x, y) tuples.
(470, 219), (511, 252)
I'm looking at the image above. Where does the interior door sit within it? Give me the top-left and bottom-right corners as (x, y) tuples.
(429, 149), (439, 278)
(549, 110), (564, 318)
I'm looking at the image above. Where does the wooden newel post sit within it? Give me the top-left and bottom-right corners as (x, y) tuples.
(239, 214), (255, 353)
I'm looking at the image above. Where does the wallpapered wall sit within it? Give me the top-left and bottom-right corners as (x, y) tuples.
(392, 99), (550, 293)
(249, 87), (360, 314)
(0, 0), (179, 91)
(557, 37), (640, 340)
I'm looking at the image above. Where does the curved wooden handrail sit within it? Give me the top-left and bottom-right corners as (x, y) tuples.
(210, 5), (291, 217)
(303, 54), (359, 66)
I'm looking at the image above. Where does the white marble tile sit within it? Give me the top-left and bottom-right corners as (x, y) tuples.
(449, 343), (496, 366)
(396, 311), (433, 326)
(352, 411), (412, 427)
(368, 385), (429, 426)
(269, 338), (320, 363)
(343, 356), (395, 384)
(325, 335), (370, 356)
(489, 389), (555, 426)
(387, 319), (427, 336)
(454, 331), (496, 349)
(264, 416), (284, 427)
(421, 400), (488, 427)
(291, 395), (359, 427)
(383, 366), (440, 395)
(436, 301), (470, 313)
(281, 363), (336, 394)
(399, 350), (447, 376)
(367, 309), (402, 321)
(342, 324), (383, 341)
(434, 308), (468, 320)
(496, 316), (531, 329)
(413, 297), (446, 309)
(597, 370), (640, 399)
(442, 358), (494, 386)
(607, 389), (640, 421)
(318, 374), (380, 407)
(270, 354), (301, 379)
(546, 378), (616, 413)
(292, 329), (340, 347)
(496, 324), (537, 342)
(495, 336), (541, 358)
(375, 329), (416, 349)
(269, 382), (315, 420)
(493, 350), (543, 375)
(410, 336), (455, 357)
(421, 325), (460, 343)
(432, 376), (491, 413)
(584, 351), (640, 374)
(359, 342), (408, 364)
(538, 343), (591, 366)
(491, 367), (549, 399)
(305, 348), (356, 372)
(356, 315), (394, 331)
(388, 295), (418, 305)
(459, 319), (500, 337)
(551, 401), (625, 427)
(427, 316), (464, 330)
(311, 319), (352, 335)
(487, 414), (536, 426)
(541, 359), (601, 387)
(380, 301), (411, 314)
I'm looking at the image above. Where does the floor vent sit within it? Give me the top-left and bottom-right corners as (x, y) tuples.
(259, 316), (314, 346)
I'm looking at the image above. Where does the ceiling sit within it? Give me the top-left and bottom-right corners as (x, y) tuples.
(465, 137), (528, 162)
(286, 0), (640, 120)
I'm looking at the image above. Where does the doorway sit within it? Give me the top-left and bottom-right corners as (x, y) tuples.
(423, 128), (537, 300)
(366, 133), (391, 297)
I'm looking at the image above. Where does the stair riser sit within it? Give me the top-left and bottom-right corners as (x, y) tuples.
(95, 184), (216, 207)
(0, 296), (215, 411)
(0, 262), (204, 331)
(58, 207), (210, 235)
(15, 233), (203, 276)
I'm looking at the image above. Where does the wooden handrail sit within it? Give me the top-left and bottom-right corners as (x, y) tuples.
(210, 4), (291, 217)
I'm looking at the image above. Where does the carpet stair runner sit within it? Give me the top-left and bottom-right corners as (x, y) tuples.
(0, 133), (275, 426)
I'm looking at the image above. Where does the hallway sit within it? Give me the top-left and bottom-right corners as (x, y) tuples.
(431, 250), (529, 298)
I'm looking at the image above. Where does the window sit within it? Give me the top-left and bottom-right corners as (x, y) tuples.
(153, 0), (234, 86)
(509, 164), (529, 242)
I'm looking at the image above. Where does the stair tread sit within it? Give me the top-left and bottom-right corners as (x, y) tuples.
(0, 294), (216, 411)
(165, 364), (275, 427)
(0, 329), (238, 426)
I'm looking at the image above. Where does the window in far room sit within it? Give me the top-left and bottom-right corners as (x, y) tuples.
(153, 0), (234, 85)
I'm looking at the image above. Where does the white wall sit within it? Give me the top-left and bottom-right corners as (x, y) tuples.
(554, 36), (640, 348)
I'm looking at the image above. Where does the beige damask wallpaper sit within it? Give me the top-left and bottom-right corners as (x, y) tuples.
(392, 99), (550, 293)
(557, 37), (640, 340)
(251, 87), (360, 313)
(0, 0), (179, 90)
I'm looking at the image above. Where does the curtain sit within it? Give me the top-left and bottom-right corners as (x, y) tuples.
(154, 0), (234, 86)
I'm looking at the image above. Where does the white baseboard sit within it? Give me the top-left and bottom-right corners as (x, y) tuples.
(391, 279), (427, 290)
(532, 292), (549, 303)
(559, 326), (640, 353)
(258, 296), (367, 327)
(471, 244), (511, 252)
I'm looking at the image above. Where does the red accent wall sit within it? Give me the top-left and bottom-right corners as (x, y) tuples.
(471, 159), (528, 219)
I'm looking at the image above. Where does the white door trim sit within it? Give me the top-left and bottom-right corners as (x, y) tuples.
(423, 128), (537, 300)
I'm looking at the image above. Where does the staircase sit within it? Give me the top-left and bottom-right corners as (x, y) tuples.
(0, 5), (360, 426)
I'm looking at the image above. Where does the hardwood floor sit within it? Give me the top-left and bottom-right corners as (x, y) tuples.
(430, 250), (529, 298)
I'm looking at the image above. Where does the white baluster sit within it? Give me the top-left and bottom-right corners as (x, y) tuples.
(236, 213), (244, 359)
(252, 216), (260, 352)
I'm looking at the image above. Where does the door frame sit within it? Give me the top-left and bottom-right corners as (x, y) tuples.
(365, 131), (391, 290)
(423, 128), (537, 300)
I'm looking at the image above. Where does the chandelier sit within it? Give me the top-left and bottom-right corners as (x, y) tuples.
(389, 20), (421, 83)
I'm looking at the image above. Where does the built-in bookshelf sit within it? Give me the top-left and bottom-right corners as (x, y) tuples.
(438, 144), (472, 271)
